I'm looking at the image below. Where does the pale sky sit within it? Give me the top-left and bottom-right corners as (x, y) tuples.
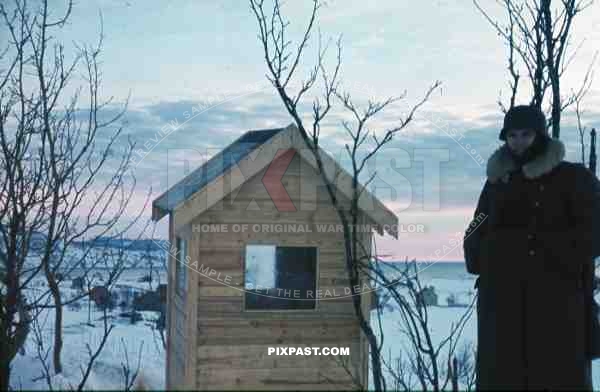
(21, 0), (600, 261)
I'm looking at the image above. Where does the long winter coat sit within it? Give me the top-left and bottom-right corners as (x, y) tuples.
(463, 138), (600, 390)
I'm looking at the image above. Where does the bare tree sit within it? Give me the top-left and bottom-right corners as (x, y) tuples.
(75, 305), (114, 391)
(249, 1), (448, 389)
(367, 259), (476, 391)
(590, 128), (597, 174)
(30, 297), (54, 391)
(574, 51), (597, 165)
(119, 338), (144, 392)
(0, 0), (148, 387)
(28, 248), (135, 390)
(140, 225), (160, 292)
(473, 0), (596, 139)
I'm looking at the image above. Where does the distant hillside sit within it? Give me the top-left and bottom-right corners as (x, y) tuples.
(72, 237), (169, 252)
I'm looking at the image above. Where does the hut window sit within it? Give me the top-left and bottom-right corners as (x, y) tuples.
(244, 244), (317, 310)
(175, 236), (187, 297)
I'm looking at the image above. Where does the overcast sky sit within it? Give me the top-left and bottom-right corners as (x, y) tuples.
(35, 0), (600, 261)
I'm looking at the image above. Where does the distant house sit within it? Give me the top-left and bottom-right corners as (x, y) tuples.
(132, 288), (163, 312)
(157, 283), (167, 303)
(151, 124), (398, 390)
(90, 286), (111, 308)
(113, 284), (145, 308)
(417, 286), (438, 307)
(71, 277), (85, 291)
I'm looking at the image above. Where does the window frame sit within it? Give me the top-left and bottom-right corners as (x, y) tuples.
(242, 242), (320, 312)
(175, 236), (187, 298)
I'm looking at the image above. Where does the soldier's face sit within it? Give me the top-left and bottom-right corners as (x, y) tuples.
(506, 129), (536, 156)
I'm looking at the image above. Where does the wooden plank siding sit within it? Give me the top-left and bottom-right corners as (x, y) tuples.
(174, 152), (374, 390)
(167, 211), (192, 390)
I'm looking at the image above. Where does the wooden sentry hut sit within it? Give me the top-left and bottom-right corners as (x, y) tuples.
(151, 124), (398, 390)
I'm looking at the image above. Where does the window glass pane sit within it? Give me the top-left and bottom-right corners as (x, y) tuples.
(244, 245), (276, 289)
(275, 246), (317, 309)
(244, 245), (316, 310)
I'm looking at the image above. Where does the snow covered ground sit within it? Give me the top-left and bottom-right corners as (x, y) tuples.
(9, 261), (600, 390)
(11, 306), (165, 390)
(10, 267), (167, 390)
(369, 273), (600, 390)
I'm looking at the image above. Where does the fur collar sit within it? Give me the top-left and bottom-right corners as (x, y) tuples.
(486, 138), (565, 184)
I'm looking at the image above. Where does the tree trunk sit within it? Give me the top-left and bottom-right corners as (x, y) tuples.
(49, 278), (63, 374)
(590, 128), (597, 174)
(88, 294), (92, 325)
(0, 356), (9, 392)
(0, 323), (16, 391)
(44, 267), (63, 374)
(550, 83), (561, 139)
(52, 297), (63, 374)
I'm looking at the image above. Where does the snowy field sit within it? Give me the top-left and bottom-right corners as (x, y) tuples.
(369, 271), (600, 390)
(9, 261), (600, 390)
(10, 267), (167, 390)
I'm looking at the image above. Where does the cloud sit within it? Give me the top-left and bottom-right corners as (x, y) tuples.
(353, 27), (386, 49)
(108, 88), (600, 247)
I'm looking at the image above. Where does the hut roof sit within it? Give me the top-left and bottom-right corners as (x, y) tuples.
(151, 124), (398, 238)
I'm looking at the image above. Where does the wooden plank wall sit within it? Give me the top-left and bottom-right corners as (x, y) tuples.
(175, 152), (376, 390)
(166, 212), (190, 389)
